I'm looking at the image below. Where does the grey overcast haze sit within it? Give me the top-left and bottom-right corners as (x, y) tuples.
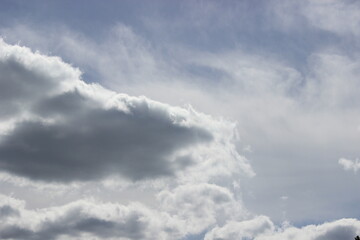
(1, 0), (360, 239)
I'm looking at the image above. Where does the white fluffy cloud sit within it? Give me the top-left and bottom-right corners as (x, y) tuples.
(256, 218), (360, 240)
(158, 183), (247, 235)
(2, 192), (360, 240)
(0, 184), (247, 240)
(204, 215), (274, 240)
(339, 158), (360, 173)
(205, 217), (360, 240)
(0, 194), (178, 240)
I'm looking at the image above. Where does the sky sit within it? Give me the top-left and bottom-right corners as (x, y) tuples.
(0, 0), (360, 239)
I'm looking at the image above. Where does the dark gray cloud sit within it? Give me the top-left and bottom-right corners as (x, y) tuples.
(0, 91), (211, 182)
(0, 219), (143, 240)
(0, 40), (213, 183)
(0, 57), (59, 118)
(34, 211), (146, 240)
(0, 226), (34, 240)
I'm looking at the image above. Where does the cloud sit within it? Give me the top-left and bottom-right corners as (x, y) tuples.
(0, 189), (246, 240)
(302, 0), (360, 37)
(0, 41), (78, 119)
(2, 21), (360, 224)
(270, 0), (360, 37)
(339, 158), (360, 173)
(1, 2), (360, 236)
(204, 215), (274, 240)
(0, 95), (211, 182)
(256, 218), (360, 240)
(0, 23), (172, 89)
(203, 217), (360, 240)
(0, 39), (252, 183)
(3, 192), (360, 240)
(0, 195), (23, 222)
(0, 38), (257, 240)
(158, 183), (247, 235)
(0, 194), (179, 240)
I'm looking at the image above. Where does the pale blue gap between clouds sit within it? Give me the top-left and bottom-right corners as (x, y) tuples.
(0, 0), (344, 70)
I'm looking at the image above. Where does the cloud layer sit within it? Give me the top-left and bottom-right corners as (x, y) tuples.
(1, 1), (360, 239)
(1, 193), (360, 240)
(0, 194), (174, 240)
